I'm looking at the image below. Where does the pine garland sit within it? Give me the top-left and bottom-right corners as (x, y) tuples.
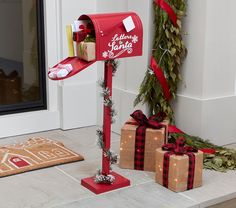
(134, 0), (187, 121)
(95, 169), (115, 184)
(95, 60), (119, 183)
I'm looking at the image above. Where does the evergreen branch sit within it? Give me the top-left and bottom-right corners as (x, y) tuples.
(170, 133), (236, 172)
(135, 0), (187, 121)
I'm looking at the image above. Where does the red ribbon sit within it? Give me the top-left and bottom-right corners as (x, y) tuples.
(154, 0), (177, 26)
(150, 56), (171, 101)
(79, 25), (92, 35)
(162, 137), (198, 190)
(200, 148), (216, 154)
(168, 125), (183, 134)
(73, 24), (93, 42)
(130, 110), (167, 170)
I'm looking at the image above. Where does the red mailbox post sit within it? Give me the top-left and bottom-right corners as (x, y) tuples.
(49, 12), (143, 194)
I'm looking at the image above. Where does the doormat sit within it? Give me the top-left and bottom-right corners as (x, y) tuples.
(0, 137), (84, 177)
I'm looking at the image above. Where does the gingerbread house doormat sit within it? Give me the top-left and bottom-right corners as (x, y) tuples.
(0, 137), (84, 177)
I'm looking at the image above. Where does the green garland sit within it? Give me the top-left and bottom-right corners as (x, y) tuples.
(95, 60), (119, 184)
(134, 0), (187, 121)
(170, 133), (236, 172)
(134, 0), (236, 172)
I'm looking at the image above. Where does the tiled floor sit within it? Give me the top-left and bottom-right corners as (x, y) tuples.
(0, 126), (236, 208)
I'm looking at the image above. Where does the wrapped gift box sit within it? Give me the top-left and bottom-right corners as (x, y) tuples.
(119, 111), (168, 172)
(77, 42), (96, 62)
(155, 138), (203, 192)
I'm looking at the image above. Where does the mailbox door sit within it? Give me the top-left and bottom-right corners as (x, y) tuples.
(79, 12), (143, 61)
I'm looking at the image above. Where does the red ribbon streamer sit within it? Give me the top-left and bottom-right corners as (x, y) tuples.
(168, 125), (183, 134)
(150, 56), (171, 101)
(154, 0), (177, 26)
(199, 148), (216, 154)
(162, 137), (197, 190)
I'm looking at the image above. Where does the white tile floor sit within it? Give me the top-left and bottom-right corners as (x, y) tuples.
(0, 126), (235, 208)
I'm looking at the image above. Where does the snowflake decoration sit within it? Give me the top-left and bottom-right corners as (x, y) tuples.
(132, 35), (138, 43)
(102, 51), (108, 58)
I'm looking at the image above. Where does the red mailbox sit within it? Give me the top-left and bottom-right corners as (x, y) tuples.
(49, 12), (143, 80)
(79, 12), (143, 60)
(48, 12), (143, 194)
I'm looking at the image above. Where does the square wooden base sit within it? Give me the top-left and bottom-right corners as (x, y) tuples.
(81, 172), (130, 194)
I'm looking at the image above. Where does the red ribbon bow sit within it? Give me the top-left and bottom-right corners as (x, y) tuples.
(79, 24), (92, 35)
(130, 110), (166, 129)
(162, 137), (198, 155)
(162, 137), (198, 190)
(73, 23), (94, 42)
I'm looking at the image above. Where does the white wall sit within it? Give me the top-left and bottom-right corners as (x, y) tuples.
(57, 0), (97, 129)
(174, 0), (236, 145)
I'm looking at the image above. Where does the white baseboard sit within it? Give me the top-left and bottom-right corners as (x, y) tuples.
(0, 110), (60, 138)
(59, 82), (97, 130)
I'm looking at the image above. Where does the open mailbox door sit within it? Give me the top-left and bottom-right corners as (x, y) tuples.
(48, 12), (143, 80)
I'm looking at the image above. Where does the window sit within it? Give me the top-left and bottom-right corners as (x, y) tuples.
(0, 0), (46, 115)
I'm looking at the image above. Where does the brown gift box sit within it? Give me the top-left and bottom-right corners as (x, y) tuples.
(119, 118), (167, 172)
(155, 148), (203, 192)
(77, 42), (96, 62)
